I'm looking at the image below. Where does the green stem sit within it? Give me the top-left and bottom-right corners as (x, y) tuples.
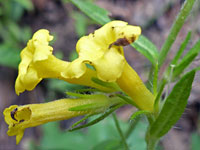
(153, 62), (158, 95)
(164, 64), (175, 101)
(158, 0), (196, 67)
(147, 138), (158, 150)
(125, 118), (139, 139)
(112, 113), (129, 150)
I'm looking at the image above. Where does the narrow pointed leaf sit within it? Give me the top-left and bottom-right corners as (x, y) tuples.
(150, 70), (195, 138)
(173, 53), (198, 78)
(91, 77), (120, 91)
(172, 40), (200, 78)
(69, 0), (111, 25)
(71, 115), (92, 128)
(180, 40), (200, 63)
(171, 31), (191, 65)
(131, 35), (159, 65)
(69, 104), (123, 131)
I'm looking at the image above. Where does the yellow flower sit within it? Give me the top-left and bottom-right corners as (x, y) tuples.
(15, 21), (155, 111)
(62, 21), (141, 82)
(64, 20), (155, 111)
(116, 62), (155, 111)
(15, 29), (116, 95)
(4, 95), (121, 144)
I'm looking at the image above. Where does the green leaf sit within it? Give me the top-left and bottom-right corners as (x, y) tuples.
(131, 35), (159, 65)
(171, 31), (191, 65)
(69, 0), (111, 25)
(149, 70), (196, 138)
(69, 104), (123, 131)
(178, 40), (200, 64)
(0, 44), (20, 68)
(172, 40), (200, 78)
(71, 115), (91, 128)
(173, 53), (198, 78)
(171, 40), (200, 78)
(130, 110), (150, 121)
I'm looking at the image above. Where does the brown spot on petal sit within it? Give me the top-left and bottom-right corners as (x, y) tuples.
(11, 108), (18, 121)
(117, 48), (122, 54)
(19, 119), (25, 123)
(131, 36), (136, 43)
(113, 38), (130, 46)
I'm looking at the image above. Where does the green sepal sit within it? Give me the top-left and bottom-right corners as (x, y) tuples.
(66, 91), (108, 99)
(69, 104), (123, 131)
(149, 70), (196, 138)
(70, 115), (92, 128)
(115, 94), (138, 108)
(73, 88), (98, 93)
(68, 103), (105, 111)
(66, 91), (96, 99)
(91, 77), (121, 91)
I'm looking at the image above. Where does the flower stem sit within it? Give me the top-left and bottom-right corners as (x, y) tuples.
(125, 117), (139, 139)
(147, 138), (158, 150)
(158, 0), (196, 67)
(112, 113), (129, 150)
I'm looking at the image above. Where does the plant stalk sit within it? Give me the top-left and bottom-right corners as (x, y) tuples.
(112, 113), (129, 150)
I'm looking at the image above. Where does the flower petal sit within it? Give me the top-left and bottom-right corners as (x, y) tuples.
(4, 97), (121, 144)
(93, 46), (125, 82)
(75, 20), (141, 82)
